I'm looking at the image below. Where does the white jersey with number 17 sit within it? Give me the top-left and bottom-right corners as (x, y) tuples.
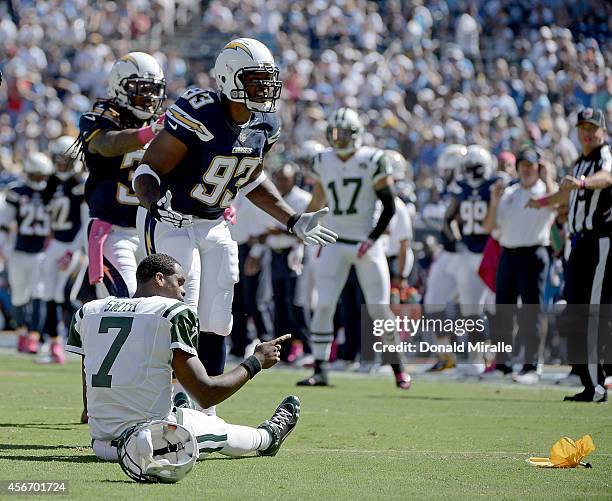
(66, 296), (199, 440)
(309, 147), (391, 241)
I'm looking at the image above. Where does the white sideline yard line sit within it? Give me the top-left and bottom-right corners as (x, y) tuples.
(285, 448), (612, 457)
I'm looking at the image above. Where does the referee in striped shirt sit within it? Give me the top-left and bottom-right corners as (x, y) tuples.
(528, 108), (611, 402)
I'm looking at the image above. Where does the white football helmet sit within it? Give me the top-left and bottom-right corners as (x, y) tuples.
(462, 145), (494, 187)
(436, 144), (467, 181)
(295, 140), (325, 170)
(326, 108), (363, 156)
(107, 52), (166, 121)
(298, 140), (325, 161)
(23, 152), (53, 190)
(50, 135), (81, 181)
(213, 38), (282, 113)
(384, 149), (412, 181)
(117, 420), (198, 484)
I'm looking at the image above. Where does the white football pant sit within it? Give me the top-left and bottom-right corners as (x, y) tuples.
(310, 240), (394, 361)
(92, 408), (270, 461)
(8, 250), (45, 306)
(446, 250), (488, 316)
(41, 239), (83, 303)
(137, 208), (238, 335)
(423, 250), (458, 313)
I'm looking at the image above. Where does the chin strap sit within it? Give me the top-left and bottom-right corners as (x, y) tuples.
(153, 442), (185, 456)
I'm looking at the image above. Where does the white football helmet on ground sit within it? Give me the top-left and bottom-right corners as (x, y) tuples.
(117, 420), (198, 483)
(23, 152), (53, 190)
(50, 135), (81, 181)
(213, 38), (282, 113)
(326, 108), (363, 157)
(462, 145), (494, 186)
(107, 52), (166, 121)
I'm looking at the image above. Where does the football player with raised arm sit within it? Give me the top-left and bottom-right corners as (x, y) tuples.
(66, 253), (300, 466)
(295, 107), (411, 389)
(132, 38), (337, 404)
(77, 52), (166, 299)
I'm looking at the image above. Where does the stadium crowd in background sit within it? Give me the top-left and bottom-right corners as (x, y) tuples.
(0, 0), (609, 180)
(0, 1), (610, 388)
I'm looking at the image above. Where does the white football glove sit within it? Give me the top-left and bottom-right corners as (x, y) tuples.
(150, 190), (193, 228)
(288, 208), (338, 246)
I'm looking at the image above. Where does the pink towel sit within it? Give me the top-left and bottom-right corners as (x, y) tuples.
(88, 219), (113, 285)
(478, 236), (502, 293)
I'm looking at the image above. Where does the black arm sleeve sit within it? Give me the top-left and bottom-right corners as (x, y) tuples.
(368, 185), (396, 241)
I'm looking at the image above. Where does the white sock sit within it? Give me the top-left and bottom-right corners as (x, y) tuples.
(198, 405), (216, 416)
(218, 424), (271, 457)
(258, 428), (272, 451)
(92, 439), (119, 461)
(311, 333), (333, 362)
(173, 381), (185, 396)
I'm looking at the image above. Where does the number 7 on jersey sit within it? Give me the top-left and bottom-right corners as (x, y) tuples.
(91, 317), (134, 388)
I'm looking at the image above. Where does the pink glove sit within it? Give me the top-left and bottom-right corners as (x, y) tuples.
(357, 239), (374, 258)
(57, 251), (73, 271)
(223, 205), (237, 225)
(152, 113), (165, 133)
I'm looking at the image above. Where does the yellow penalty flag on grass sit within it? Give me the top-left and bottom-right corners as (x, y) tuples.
(527, 435), (595, 468)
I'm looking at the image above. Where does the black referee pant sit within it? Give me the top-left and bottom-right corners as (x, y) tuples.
(564, 233), (612, 390)
(492, 246), (549, 368)
(230, 243), (272, 357)
(270, 248), (311, 360)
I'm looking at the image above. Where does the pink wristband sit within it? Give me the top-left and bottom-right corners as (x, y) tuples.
(136, 125), (155, 145)
(579, 178), (586, 190)
(536, 197), (548, 208)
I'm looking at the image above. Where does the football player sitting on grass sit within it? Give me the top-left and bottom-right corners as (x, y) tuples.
(66, 253), (300, 483)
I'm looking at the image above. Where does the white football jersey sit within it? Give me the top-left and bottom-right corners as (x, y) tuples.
(310, 147), (392, 241)
(66, 296), (199, 440)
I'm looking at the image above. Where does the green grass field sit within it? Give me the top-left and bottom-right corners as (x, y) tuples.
(0, 354), (610, 500)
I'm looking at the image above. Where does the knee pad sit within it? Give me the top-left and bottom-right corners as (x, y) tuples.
(203, 291), (234, 336)
(200, 244), (238, 336)
(366, 304), (394, 322)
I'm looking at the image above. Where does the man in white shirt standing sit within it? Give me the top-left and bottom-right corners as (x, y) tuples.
(483, 147), (556, 383)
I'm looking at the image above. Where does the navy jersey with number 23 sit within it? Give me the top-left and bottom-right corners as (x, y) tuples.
(162, 89), (281, 219)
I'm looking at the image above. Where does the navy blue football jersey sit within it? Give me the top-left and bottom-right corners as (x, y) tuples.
(439, 187), (457, 253)
(79, 100), (147, 228)
(48, 175), (85, 243)
(162, 89), (281, 219)
(450, 177), (498, 253)
(5, 182), (51, 253)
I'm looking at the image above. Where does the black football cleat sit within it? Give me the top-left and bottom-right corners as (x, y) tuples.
(173, 391), (195, 410)
(564, 385), (607, 403)
(296, 373), (329, 386)
(257, 395), (301, 457)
